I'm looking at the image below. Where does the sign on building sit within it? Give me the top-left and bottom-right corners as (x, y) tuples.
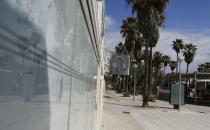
(110, 53), (130, 75)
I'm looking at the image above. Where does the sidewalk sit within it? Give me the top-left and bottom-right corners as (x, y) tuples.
(100, 90), (210, 130)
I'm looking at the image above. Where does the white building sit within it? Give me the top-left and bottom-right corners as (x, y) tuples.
(104, 49), (114, 73)
(0, 0), (105, 130)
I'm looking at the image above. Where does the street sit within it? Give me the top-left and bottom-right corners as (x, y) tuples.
(100, 89), (210, 130)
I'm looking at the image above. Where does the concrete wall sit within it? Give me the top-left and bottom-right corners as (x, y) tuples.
(0, 0), (104, 130)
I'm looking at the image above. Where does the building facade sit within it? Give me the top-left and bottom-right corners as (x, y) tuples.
(0, 0), (105, 130)
(104, 49), (113, 73)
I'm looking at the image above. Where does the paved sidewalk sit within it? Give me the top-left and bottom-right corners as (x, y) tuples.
(100, 90), (210, 130)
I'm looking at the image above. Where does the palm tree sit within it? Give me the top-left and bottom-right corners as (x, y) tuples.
(120, 17), (140, 56)
(115, 42), (125, 54)
(152, 51), (163, 86)
(162, 55), (171, 74)
(125, 0), (170, 107)
(183, 43), (197, 74)
(197, 62), (210, 72)
(169, 60), (177, 84)
(147, 29), (159, 99)
(120, 17), (140, 96)
(205, 62), (210, 72)
(172, 39), (184, 73)
(197, 64), (207, 72)
(169, 61), (177, 73)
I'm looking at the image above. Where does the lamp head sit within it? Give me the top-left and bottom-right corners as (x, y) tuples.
(141, 60), (145, 65)
(132, 63), (138, 69)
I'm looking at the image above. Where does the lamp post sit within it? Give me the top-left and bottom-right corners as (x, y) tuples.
(178, 56), (184, 111)
(132, 63), (138, 101)
(129, 75), (133, 96)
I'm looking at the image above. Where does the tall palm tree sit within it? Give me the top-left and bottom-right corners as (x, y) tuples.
(125, 0), (170, 107)
(148, 30), (159, 99)
(169, 60), (177, 83)
(152, 51), (163, 86)
(120, 17), (140, 56)
(162, 55), (171, 74)
(120, 17), (141, 96)
(172, 39), (184, 73)
(183, 43), (197, 74)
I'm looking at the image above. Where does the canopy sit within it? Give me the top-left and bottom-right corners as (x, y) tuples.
(196, 79), (210, 82)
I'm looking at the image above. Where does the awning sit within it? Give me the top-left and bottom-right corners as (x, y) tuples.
(196, 79), (210, 82)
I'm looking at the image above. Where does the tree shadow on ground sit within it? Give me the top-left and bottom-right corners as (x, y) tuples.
(104, 102), (141, 107)
(133, 105), (174, 110)
(186, 98), (210, 107)
(104, 102), (175, 111)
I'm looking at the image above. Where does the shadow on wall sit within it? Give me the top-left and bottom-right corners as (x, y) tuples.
(0, 1), (50, 130)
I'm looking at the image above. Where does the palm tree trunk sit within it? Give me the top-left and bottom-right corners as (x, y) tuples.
(138, 43), (142, 83)
(164, 66), (166, 74)
(148, 47), (153, 95)
(125, 75), (129, 96)
(176, 53), (179, 82)
(143, 41), (149, 107)
(163, 66), (166, 88)
(186, 64), (189, 74)
(186, 64), (189, 84)
(155, 67), (158, 86)
(176, 53), (179, 73)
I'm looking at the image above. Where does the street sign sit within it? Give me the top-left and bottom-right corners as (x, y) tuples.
(110, 53), (130, 75)
(170, 83), (185, 105)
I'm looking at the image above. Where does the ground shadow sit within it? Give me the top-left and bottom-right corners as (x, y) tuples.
(104, 101), (175, 111)
(186, 98), (210, 107)
(104, 101), (140, 107)
(133, 105), (174, 110)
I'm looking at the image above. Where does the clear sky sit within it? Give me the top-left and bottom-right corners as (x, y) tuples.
(105, 0), (210, 32)
(105, 0), (210, 73)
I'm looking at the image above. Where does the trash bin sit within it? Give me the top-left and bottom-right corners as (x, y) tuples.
(170, 83), (185, 105)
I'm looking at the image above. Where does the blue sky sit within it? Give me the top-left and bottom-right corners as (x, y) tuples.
(105, 0), (210, 72)
(105, 0), (210, 32)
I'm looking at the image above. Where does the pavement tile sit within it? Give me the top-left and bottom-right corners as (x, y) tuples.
(100, 90), (210, 130)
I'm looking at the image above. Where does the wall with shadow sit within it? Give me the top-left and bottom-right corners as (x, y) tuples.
(0, 0), (100, 130)
(0, 0), (50, 130)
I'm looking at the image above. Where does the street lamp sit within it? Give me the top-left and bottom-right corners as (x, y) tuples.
(132, 63), (138, 101)
(178, 56), (184, 111)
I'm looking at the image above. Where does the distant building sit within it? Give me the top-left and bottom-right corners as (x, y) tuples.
(104, 49), (113, 73)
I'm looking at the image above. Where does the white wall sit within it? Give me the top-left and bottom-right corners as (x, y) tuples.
(0, 0), (105, 130)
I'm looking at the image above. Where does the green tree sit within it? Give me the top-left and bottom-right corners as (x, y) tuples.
(148, 29), (159, 98)
(169, 60), (177, 83)
(205, 62), (210, 72)
(172, 39), (184, 73)
(126, 0), (169, 107)
(197, 64), (207, 72)
(162, 55), (171, 74)
(120, 17), (140, 96)
(169, 60), (177, 73)
(115, 42), (125, 54)
(183, 43), (197, 74)
(152, 51), (163, 86)
(197, 62), (210, 72)
(120, 17), (140, 56)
